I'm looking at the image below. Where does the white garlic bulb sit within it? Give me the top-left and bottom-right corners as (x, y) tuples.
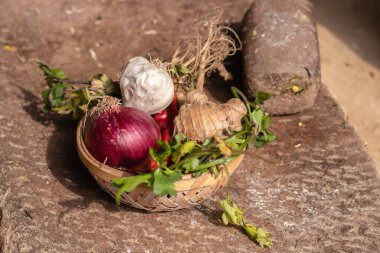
(119, 57), (174, 115)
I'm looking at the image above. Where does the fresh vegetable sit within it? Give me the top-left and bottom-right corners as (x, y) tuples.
(153, 97), (178, 143)
(84, 97), (160, 173)
(38, 62), (119, 119)
(160, 127), (172, 143)
(174, 90), (247, 142)
(153, 109), (170, 129)
(119, 56), (175, 115)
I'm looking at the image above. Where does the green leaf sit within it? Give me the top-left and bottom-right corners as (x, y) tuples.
(219, 197), (244, 226)
(219, 195), (273, 248)
(50, 68), (66, 79)
(50, 83), (67, 105)
(264, 131), (276, 142)
(221, 212), (229, 225)
(38, 62), (67, 86)
(210, 166), (219, 176)
(172, 141), (197, 163)
(191, 168), (209, 177)
(243, 224), (273, 248)
(216, 137), (232, 157)
(202, 138), (211, 146)
(255, 91), (271, 105)
(91, 74), (119, 95)
(261, 114), (270, 130)
(251, 110), (264, 129)
(253, 135), (267, 148)
(225, 135), (246, 151)
(150, 140), (172, 167)
(112, 174), (153, 205)
(182, 158), (200, 173)
(171, 133), (187, 150)
(41, 89), (50, 102)
(253, 131), (276, 148)
(153, 169), (182, 196)
(41, 89), (51, 112)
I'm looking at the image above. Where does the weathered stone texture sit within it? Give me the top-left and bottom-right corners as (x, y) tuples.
(0, 1), (379, 252)
(242, 0), (321, 115)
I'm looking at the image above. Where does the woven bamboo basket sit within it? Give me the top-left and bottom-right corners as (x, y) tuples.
(76, 118), (244, 212)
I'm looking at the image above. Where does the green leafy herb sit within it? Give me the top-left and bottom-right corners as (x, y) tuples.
(182, 158), (200, 173)
(255, 91), (271, 105)
(153, 169), (182, 196)
(38, 62), (119, 119)
(231, 87), (276, 148)
(251, 110), (264, 129)
(219, 196), (272, 248)
(215, 137), (232, 157)
(244, 224), (273, 248)
(149, 140), (172, 167)
(38, 62), (67, 87)
(112, 173), (153, 205)
(172, 141), (197, 163)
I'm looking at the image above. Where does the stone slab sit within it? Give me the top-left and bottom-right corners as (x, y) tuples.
(0, 1), (379, 252)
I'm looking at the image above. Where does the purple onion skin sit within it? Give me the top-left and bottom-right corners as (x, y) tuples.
(84, 106), (161, 172)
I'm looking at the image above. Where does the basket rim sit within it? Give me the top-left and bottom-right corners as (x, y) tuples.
(76, 117), (244, 190)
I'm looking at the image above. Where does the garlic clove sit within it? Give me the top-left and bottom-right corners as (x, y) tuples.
(119, 57), (174, 115)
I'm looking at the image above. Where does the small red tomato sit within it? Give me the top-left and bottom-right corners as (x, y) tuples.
(161, 127), (172, 143)
(148, 156), (159, 172)
(153, 109), (170, 129)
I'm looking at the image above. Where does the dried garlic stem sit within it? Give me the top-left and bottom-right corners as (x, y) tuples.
(171, 9), (241, 93)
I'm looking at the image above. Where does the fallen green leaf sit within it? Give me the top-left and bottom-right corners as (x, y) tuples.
(244, 224), (273, 248)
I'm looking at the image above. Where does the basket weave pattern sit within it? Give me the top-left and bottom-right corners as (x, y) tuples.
(76, 118), (244, 212)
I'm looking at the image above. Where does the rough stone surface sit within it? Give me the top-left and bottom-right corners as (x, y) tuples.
(0, 1), (379, 252)
(242, 0), (321, 115)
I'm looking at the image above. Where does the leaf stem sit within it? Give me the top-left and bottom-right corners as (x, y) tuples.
(54, 79), (91, 85)
(195, 156), (236, 171)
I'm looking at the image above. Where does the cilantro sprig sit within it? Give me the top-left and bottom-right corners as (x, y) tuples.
(38, 62), (120, 119)
(231, 87), (275, 148)
(220, 196), (272, 248)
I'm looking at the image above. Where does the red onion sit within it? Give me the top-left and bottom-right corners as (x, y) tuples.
(84, 98), (160, 172)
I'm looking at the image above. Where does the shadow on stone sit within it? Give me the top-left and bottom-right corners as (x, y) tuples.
(45, 121), (148, 214)
(195, 203), (253, 241)
(18, 87), (143, 213)
(195, 204), (225, 227)
(18, 87), (51, 126)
